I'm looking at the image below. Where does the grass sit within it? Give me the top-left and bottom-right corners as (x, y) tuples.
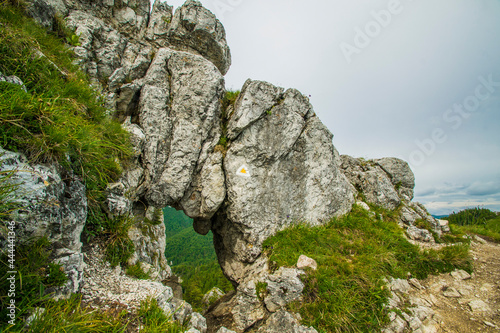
(446, 207), (500, 242)
(0, 236), (182, 331)
(137, 298), (186, 333)
(263, 205), (472, 333)
(216, 90), (240, 151)
(0, 3), (132, 209)
(0, 237), (68, 330)
(447, 207), (497, 226)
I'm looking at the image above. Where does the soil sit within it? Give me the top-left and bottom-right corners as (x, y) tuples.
(409, 236), (500, 332)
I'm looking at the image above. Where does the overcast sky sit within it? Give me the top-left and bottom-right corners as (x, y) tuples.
(162, 0), (500, 215)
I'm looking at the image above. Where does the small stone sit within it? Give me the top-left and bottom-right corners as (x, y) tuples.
(409, 278), (424, 290)
(468, 300), (491, 313)
(442, 288), (461, 298)
(389, 278), (411, 294)
(450, 269), (471, 281)
(297, 255), (318, 271)
(473, 235), (488, 244)
(484, 321), (497, 328)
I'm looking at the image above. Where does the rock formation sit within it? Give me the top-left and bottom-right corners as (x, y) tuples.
(2, 0), (449, 331)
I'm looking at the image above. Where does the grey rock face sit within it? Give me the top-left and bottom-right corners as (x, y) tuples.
(168, 0), (231, 75)
(257, 310), (318, 333)
(374, 157), (415, 201)
(146, 0), (173, 45)
(406, 226), (435, 243)
(264, 268), (304, 313)
(340, 155), (401, 210)
(66, 11), (128, 85)
(213, 80), (354, 284)
(141, 48), (225, 214)
(188, 312), (208, 333)
(0, 147), (87, 299)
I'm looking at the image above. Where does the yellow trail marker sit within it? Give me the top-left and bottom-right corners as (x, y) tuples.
(237, 165), (251, 177)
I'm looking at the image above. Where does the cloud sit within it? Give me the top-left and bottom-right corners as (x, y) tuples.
(466, 181), (500, 196)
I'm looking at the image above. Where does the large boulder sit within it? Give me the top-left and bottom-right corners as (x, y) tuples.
(340, 155), (402, 210)
(212, 79), (355, 285)
(0, 147), (87, 299)
(168, 0), (231, 75)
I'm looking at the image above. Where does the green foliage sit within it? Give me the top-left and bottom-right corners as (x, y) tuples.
(164, 207), (233, 312)
(216, 90), (240, 151)
(15, 294), (129, 333)
(164, 206), (194, 239)
(263, 205), (472, 333)
(221, 90), (240, 111)
(447, 207), (500, 242)
(450, 217), (500, 243)
(126, 263), (151, 280)
(174, 261), (233, 311)
(104, 216), (135, 267)
(0, 167), (18, 222)
(138, 298), (185, 333)
(256, 281), (268, 301)
(0, 237), (68, 330)
(0, 4), (132, 209)
(447, 207), (497, 226)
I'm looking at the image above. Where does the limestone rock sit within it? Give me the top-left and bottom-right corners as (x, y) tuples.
(202, 287), (225, 309)
(468, 299), (491, 313)
(227, 80), (284, 139)
(147, 0), (173, 45)
(127, 207), (172, 281)
(406, 226), (435, 243)
(188, 312), (207, 333)
(216, 328), (236, 333)
(213, 80), (354, 284)
(142, 48), (225, 213)
(451, 269), (471, 281)
(374, 157), (415, 201)
(66, 11), (127, 85)
(209, 280), (266, 332)
(264, 268), (304, 312)
(340, 156), (401, 210)
(297, 255), (317, 271)
(0, 147), (87, 299)
(442, 287), (461, 298)
(168, 0), (231, 75)
(389, 278), (411, 294)
(257, 310), (318, 333)
(0, 71), (28, 92)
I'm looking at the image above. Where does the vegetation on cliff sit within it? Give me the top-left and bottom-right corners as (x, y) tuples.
(0, 3), (171, 332)
(263, 205), (472, 332)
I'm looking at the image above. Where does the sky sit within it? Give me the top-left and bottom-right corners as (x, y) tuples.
(160, 0), (500, 215)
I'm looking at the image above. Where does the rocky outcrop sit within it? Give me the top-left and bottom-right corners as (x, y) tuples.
(340, 155), (444, 243)
(0, 147), (87, 299)
(213, 80), (355, 285)
(14, 1), (451, 331)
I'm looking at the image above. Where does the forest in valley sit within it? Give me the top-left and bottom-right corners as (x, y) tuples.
(163, 207), (233, 311)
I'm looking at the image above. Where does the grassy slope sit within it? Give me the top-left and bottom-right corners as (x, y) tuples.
(447, 207), (500, 242)
(263, 205), (471, 333)
(0, 3), (183, 332)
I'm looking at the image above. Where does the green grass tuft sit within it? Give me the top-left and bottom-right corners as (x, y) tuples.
(263, 205), (472, 332)
(138, 298), (185, 333)
(0, 4), (133, 209)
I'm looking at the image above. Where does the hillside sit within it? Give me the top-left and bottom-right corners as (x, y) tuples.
(1, 1), (498, 333)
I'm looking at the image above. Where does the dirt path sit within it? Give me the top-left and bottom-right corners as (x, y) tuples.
(409, 237), (500, 332)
